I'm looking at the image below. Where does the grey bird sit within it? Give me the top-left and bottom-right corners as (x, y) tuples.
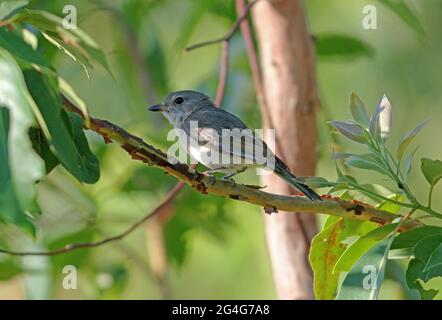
(148, 90), (322, 201)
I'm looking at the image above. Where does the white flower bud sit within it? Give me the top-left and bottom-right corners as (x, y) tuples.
(379, 94), (392, 139)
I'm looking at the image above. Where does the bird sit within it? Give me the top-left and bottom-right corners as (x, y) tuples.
(148, 90), (322, 201)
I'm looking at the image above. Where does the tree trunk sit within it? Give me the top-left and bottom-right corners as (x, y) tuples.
(252, 0), (319, 300)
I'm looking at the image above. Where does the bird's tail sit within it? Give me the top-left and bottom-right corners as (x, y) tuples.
(274, 160), (322, 201)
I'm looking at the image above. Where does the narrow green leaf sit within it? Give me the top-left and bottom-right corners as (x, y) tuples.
(377, 194), (405, 214)
(23, 70), (100, 183)
(379, 0), (425, 38)
(315, 34), (375, 61)
(420, 158), (442, 186)
(369, 104), (382, 140)
(336, 236), (394, 300)
(350, 92), (370, 126)
(396, 120), (429, 161)
(346, 154), (388, 175)
(405, 145), (420, 177)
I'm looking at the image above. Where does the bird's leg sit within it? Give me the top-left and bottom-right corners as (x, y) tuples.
(201, 168), (222, 185)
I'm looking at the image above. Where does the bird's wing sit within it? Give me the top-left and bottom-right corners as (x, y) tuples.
(183, 108), (272, 164)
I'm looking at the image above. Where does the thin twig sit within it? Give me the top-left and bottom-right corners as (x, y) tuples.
(214, 41), (229, 107)
(185, 0), (261, 51)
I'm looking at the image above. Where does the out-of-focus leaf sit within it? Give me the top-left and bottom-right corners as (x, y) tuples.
(420, 158), (442, 187)
(336, 236), (394, 300)
(309, 217), (375, 300)
(0, 28), (50, 68)
(329, 120), (366, 143)
(0, 0), (28, 21)
(405, 145), (420, 177)
(406, 235), (442, 299)
(0, 48), (45, 233)
(333, 223), (397, 273)
(316, 34), (374, 60)
(0, 258), (22, 280)
(349, 92), (369, 126)
(29, 127), (59, 173)
(379, 0), (425, 38)
(396, 120), (429, 161)
(24, 70), (100, 183)
(346, 154), (388, 175)
(300, 176), (335, 189)
(392, 226), (442, 250)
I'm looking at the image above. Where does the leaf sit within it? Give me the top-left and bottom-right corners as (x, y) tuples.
(379, 0), (425, 39)
(405, 145), (420, 177)
(28, 127), (59, 173)
(300, 177), (335, 189)
(309, 217), (375, 300)
(423, 244), (442, 272)
(333, 223), (397, 273)
(336, 236), (394, 300)
(346, 154), (388, 175)
(0, 48), (45, 232)
(396, 120), (429, 161)
(0, 27), (50, 68)
(376, 193), (405, 214)
(349, 92), (369, 126)
(12, 9), (112, 76)
(329, 120), (366, 143)
(392, 226), (442, 250)
(406, 235), (442, 299)
(0, 0), (28, 21)
(23, 70), (100, 183)
(0, 258), (22, 280)
(315, 34), (375, 61)
(420, 158), (442, 186)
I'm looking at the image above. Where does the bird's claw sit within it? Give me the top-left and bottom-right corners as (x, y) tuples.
(221, 177), (236, 187)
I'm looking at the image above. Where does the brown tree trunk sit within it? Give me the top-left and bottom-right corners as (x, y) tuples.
(252, 0), (319, 299)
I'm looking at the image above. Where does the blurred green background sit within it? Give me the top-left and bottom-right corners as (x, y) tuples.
(1, 0), (441, 299)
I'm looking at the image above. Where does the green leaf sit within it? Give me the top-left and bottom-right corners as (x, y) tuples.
(315, 34), (374, 61)
(333, 223), (397, 273)
(376, 193), (405, 214)
(346, 154), (388, 175)
(336, 236), (394, 300)
(12, 9), (112, 76)
(29, 127), (59, 173)
(0, 28), (50, 68)
(23, 70), (100, 183)
(421, 158), (442, 186)
(309, 217), (375, 300)
(392, 226), (442, 250)
(405, 145), (420, 177)
(369, 104), (382, 140)
(0, 48), (45, 232)
(0, 0), (28, 21)
(406, 235), (442, 299)
(299, 176), (335, 189)
(329, 120), (366, 143)
(379, 0), (425, 39)
(423, 244), (442, 272)
(0, 258), (22, 280)
(349, 92), (370, 126)
(396, 120), (429, 161)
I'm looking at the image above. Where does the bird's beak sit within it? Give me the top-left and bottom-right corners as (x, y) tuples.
(148, 104), (168, 112)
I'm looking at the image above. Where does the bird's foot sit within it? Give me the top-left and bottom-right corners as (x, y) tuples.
(221, 176), (236, 187)
(201, 171), (217, 185)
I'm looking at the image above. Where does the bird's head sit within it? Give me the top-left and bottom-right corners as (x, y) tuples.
(148, 90), (212, 125)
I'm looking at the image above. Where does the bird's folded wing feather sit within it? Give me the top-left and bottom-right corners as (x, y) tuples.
(183, 108), (271, 164)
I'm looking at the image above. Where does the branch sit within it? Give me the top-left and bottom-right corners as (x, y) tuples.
(185, 0), (261, 51)
(0, 98), (423, 256)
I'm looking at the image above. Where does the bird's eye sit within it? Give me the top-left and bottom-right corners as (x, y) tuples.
(174, 97), (184, 105)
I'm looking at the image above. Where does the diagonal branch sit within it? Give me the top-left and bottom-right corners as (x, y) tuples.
(0, 98), (424, 257)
